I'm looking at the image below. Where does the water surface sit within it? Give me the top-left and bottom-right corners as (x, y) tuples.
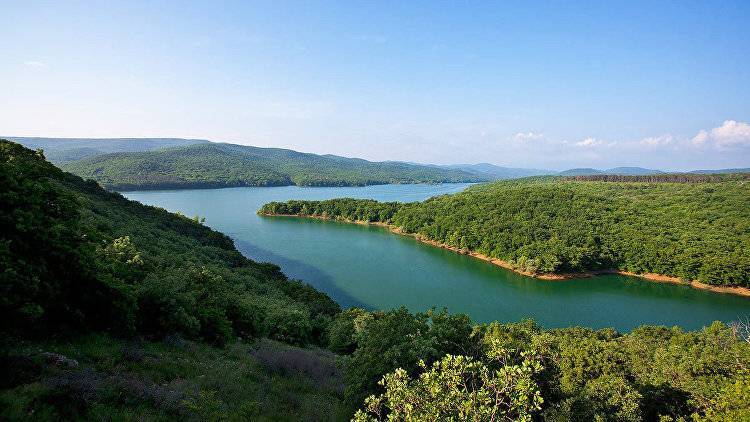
(124, 184), (750, 331)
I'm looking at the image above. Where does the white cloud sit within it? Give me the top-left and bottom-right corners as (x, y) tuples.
(513, 132), (544, 142)
(24, 60), (46, 68)
(692, 120), (750, 148)
(640, 134), (674, 147)
(575, 137), (603, 147)
(692, 130), (709, 145)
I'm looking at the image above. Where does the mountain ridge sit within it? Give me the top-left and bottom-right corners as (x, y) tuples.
(60, 142), (487, 190)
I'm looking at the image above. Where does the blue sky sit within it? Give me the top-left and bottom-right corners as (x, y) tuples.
(2, 1), (749, 170)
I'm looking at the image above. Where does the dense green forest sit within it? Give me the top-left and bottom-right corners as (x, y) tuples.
(59, 142), (486, 190)
(260, 176), (750, 287)
(2, 139), (749, 420)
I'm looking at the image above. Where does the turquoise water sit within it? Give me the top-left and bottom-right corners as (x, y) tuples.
(124, 184), (750, 331)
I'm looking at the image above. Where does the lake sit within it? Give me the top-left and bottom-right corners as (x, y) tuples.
(124, 184), (750, 331)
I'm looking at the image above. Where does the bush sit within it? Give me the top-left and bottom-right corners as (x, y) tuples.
(353, 345), (543, 421)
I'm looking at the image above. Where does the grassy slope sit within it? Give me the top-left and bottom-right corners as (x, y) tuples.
(61, 142), (486, 190)
(259, 176), (750, 287)
(1, 335), (346, 421)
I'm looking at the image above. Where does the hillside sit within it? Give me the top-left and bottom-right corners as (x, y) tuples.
(2, 140), (749, 420)
(259, 176), (750, 288)
(7, 137), (207, 164)
(61, 142), (486, 190)
(1, 139), (339, 343)
(0, 139), (349, 419)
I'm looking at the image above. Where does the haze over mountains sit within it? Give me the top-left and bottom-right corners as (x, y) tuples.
(435, 163), (552, 179)
(7, 137), (748, 190)
(557, 167), (662, 176)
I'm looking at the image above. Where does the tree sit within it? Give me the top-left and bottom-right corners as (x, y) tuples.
(353, 342), (543, 421)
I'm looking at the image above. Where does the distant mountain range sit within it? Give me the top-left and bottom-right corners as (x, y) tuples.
(436, 163), (553, 179)
(557, 167), (664, 176)
(556, 166), (750, 176)
(687, 167), (750, 174)
(438, 164), (708, 178)
(5, 137), (748, 190)
(454, 164), (749, 178)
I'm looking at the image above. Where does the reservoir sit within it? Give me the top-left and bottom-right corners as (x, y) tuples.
(124, 184), (750, 331)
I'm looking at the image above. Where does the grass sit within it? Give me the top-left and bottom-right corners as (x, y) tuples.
(0, 334), (348, 421)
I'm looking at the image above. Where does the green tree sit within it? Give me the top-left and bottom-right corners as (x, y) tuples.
(353, 343), (543, 421)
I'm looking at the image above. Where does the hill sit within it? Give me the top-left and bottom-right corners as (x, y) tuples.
(0, 139), (349, 418)
(259, 176), (750, 288)
(1, 139), (343, 343)
(6, 137), (207, 164)
(61, 142), (487, 190)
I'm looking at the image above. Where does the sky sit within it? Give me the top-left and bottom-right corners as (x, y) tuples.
(2, 1), (749, 170)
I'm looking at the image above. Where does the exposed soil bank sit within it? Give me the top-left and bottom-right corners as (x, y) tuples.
(258, 212), (750, 298)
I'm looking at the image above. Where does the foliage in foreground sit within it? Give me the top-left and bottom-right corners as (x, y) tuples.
(353, 346), (543, 422)
(260, 177), (750, 287)
(335, 308), (750, 421)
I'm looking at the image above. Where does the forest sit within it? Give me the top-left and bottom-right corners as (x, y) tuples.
(2, 139), (749, 421)
(59, 142), (485, 190)
(260, 176), (750, 287)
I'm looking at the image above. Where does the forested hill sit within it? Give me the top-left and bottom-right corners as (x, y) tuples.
(0, 139), (347, 418)
(60, 142), (487, 190)
(260, 176), (750, 288)
(1, 139), (339, 344)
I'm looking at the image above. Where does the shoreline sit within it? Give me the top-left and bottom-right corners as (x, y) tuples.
(107, 180), (478, 193)
(258, 212), (750, 298)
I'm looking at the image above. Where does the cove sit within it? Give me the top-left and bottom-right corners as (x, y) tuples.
(123, 184), (750, 332)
